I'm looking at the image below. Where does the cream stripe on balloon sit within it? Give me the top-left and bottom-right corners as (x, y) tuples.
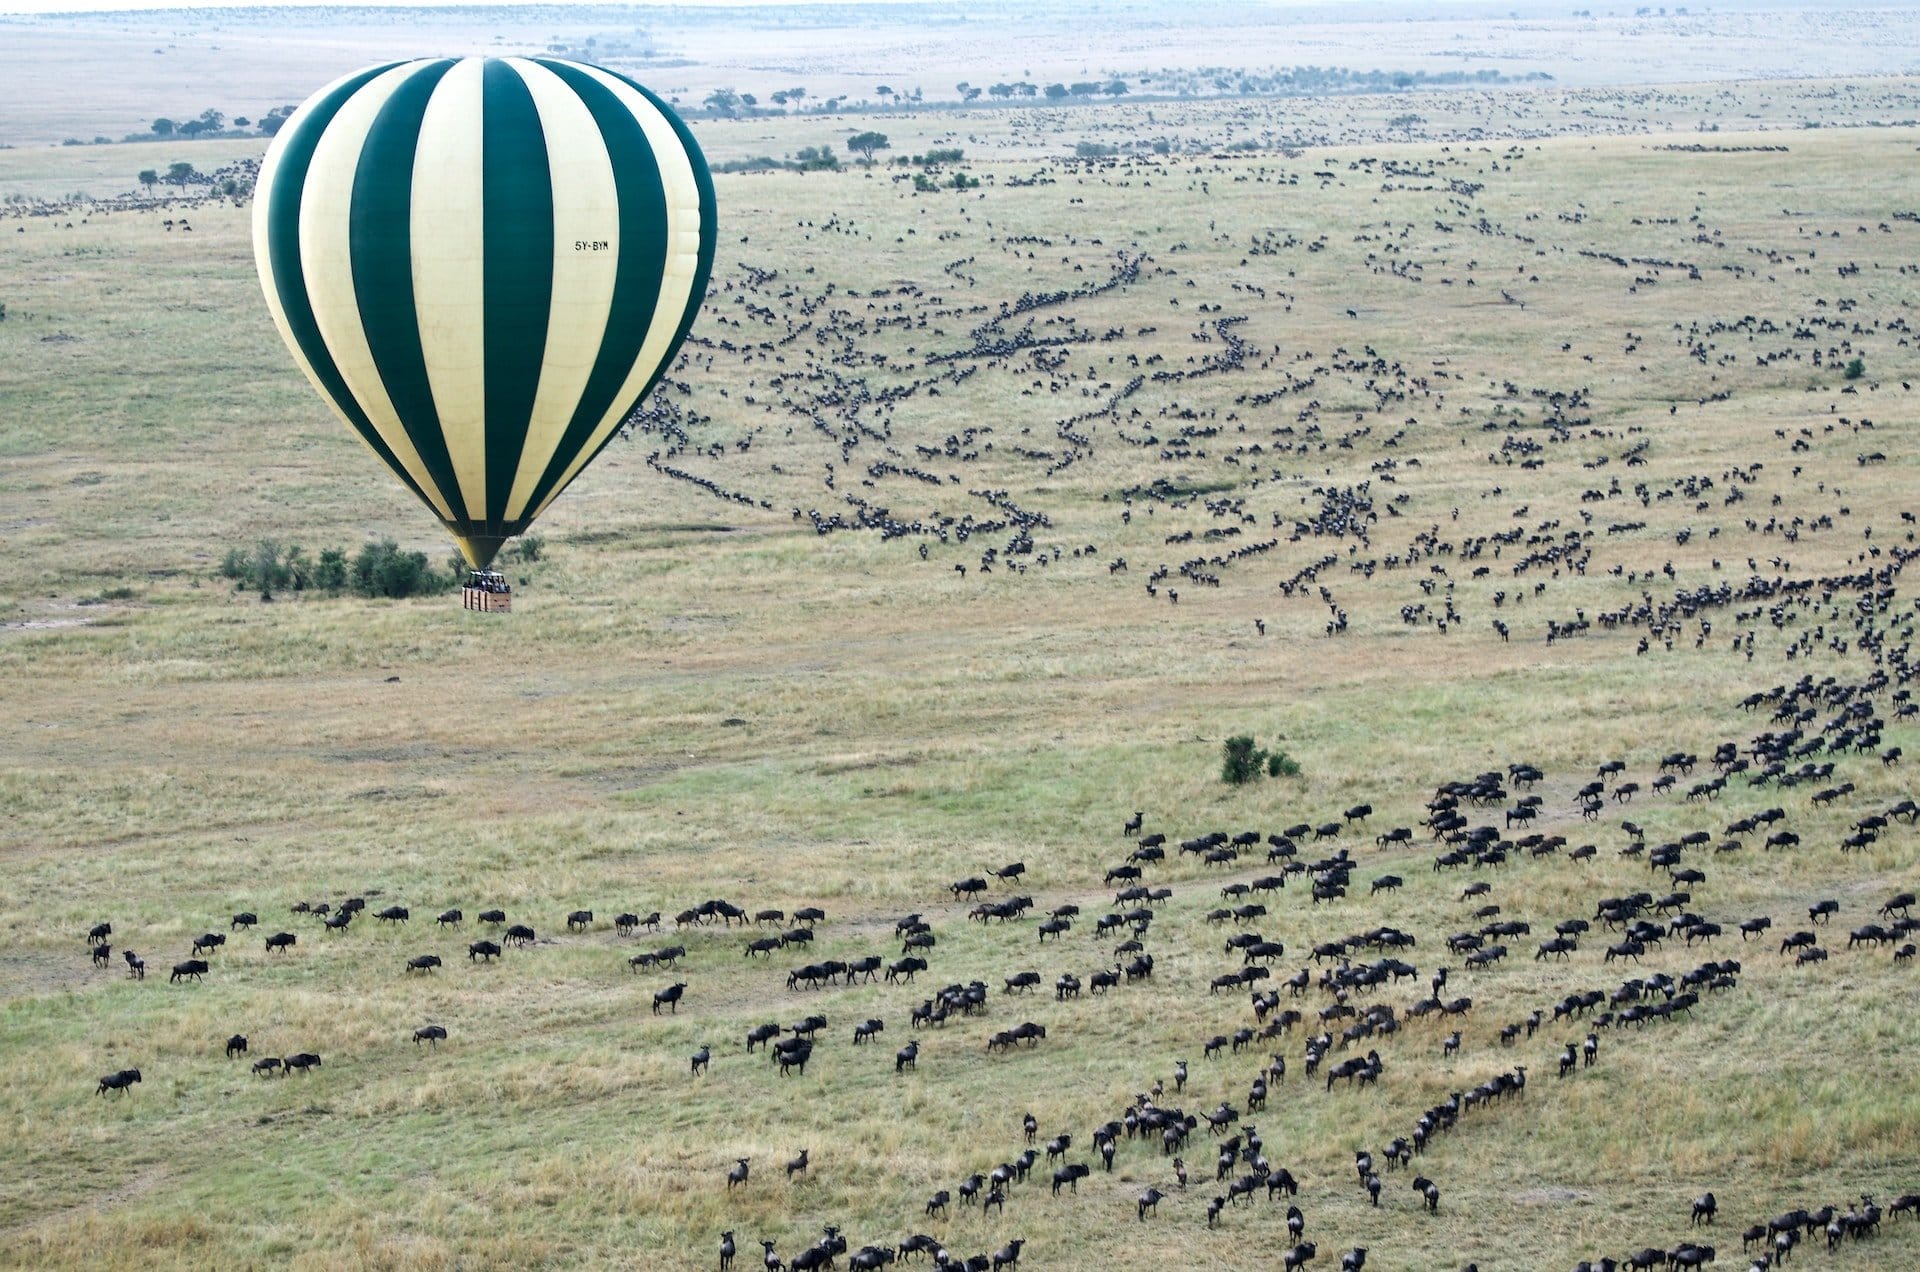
(300, 61), (455, 521)
(529, 62), (704, 519)
(409, 58), (489, 522)
(501, 57), (621, 522)
(252, 64), (384, 425)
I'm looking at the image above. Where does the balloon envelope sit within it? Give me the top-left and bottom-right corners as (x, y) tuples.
(253, 57), (716, 568)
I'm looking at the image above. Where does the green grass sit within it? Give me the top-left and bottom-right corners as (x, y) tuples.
(3, 85), (1920, 1271)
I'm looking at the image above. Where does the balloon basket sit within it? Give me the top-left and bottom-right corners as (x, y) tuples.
(462, 570), (512, 614)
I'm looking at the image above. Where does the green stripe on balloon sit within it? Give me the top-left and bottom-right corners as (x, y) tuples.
(350, 59), (462, 521)
(264, 62), (432, 510)
(548, 63), (717, 506)
(479, 60), (555, 531)
(517, 58), (670, 519)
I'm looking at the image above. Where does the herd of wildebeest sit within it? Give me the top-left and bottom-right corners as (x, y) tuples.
(34, 69), (1920, 1270)
(86, 642), (1920, 1269)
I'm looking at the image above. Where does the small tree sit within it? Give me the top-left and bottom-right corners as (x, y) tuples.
(1222, 736), (1266, 786)
(1044, 83), (1069, 100)
(314, 547), (348, 592)
(703, 87), (741, 116)
(150, 117), (175, 137)
(846, 131), (891, 163)
(1845, 357), (1866, 380)
(137, 169), (158, 191)
(166, 161), (198, 185)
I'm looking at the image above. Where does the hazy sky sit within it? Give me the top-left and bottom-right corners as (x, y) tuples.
(4, 0), (1375, 15)
(3, 0), (1374, 14)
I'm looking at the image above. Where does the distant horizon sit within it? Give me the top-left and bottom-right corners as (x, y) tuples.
(0, 0), (1380, 15)
(0, 0), (1406, 16)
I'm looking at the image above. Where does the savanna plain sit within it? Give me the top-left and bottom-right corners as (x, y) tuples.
(3, 14), (1920, 1271)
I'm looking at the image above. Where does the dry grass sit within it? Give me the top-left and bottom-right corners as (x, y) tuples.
(3, 78), (1920, 1271)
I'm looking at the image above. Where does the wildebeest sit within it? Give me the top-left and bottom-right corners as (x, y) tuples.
(375, 906), (409, 924)
(469, 940), (502, 961)
(414, 1025), (448, 1048)
(265, 931), (297, 953)
(225, 1034), (247, 1058)
(652, 982), (688, 1014)
(285, 1052), (322, 1074)
(170, 959), (209, 983)
(96, 1068), (141, 1095)
(407, 954), (442, 973)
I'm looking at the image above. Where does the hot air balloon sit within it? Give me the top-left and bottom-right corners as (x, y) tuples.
(253, 57), (716, 575)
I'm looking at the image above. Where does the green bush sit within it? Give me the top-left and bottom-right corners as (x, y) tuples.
(221, 537), (453, 599)
(1222, 735), (1265, 785)
(1223, 735), (1301, 784)
(352, 539), (450, 599)
(1844, 357), (1865, 380)
(314, 547), (348, 592)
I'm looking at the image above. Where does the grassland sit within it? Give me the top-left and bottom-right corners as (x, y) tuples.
(3, 75), (1920, 1271)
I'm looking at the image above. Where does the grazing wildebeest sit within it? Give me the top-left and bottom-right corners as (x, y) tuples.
(1137, 1187), (1165, 1220)
(414, 1025), (448, 1048)
(407, 954), (442, 974)
(96, 1068), (141, 1095)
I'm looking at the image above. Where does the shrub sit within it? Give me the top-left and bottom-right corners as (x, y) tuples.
(352, 539), (449, 599)
(1844, 357), (1865, 380)
(1222, 735), (1265, 785)
(1223, 735), (1301, 784)
(221, 537), (452, 599)
(314, 547), (348, 592)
